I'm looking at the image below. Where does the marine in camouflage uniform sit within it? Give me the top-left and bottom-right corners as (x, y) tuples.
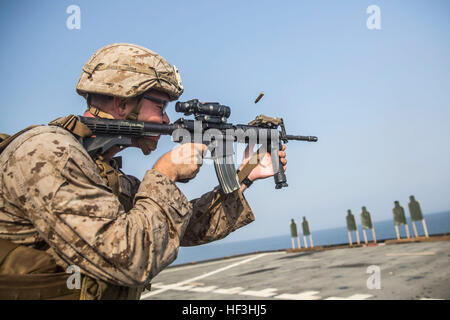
(0, 44), (285, 300)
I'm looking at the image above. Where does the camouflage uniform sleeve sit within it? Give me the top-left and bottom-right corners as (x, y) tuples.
(180, 188), (255, 246)
(3, 126), (193, 287)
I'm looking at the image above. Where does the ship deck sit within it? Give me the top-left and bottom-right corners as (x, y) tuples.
(141, 238), (450, 300)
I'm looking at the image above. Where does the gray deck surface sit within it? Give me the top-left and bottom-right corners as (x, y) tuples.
(141, 240), (450, 300)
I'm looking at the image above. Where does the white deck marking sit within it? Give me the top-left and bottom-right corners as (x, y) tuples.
(172, 285), (197, 291)
(276, 291), (321, 300)
(152, 282), (196, 291)
(239, 288), (278, 298)
(385, 252), (435, 256)
(190, 286), (218, 293)
(183, 282), (205, 286)
(325, 294), (373, 300)
(148, 284), (376, 300)
(141, 253), (269, 299)
(160, 251), (285, 274)
(161, 256), (252, 273)
(213, 287), (245, 294)
(293, 259), (321, 262)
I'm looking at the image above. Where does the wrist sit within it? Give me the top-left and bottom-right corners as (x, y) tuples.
(153, 163), (177, 182)
(247, 172), (258, 182)
(241, 176), (254, 188)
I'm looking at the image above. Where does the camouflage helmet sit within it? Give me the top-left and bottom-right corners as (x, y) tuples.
(76, 43), (184, 101)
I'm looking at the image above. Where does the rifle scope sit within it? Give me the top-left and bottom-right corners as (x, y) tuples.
(176, 99), (231, 119)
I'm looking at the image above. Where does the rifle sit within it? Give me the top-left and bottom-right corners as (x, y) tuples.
(78, 99), (318, 194)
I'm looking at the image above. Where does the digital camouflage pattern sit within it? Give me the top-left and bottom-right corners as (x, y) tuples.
(0, 125), (254, 287)
(76, 43), (184, 101)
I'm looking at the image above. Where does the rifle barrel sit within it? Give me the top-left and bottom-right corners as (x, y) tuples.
(286, 135), (318, 142)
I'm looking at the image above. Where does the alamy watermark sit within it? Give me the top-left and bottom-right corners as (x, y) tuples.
(66, 5), (81, 30)
(366, 265), (381, 289)
(66, 265), (81, 289)
(366, 5), (381, 30)
(169, 122), (280, 170)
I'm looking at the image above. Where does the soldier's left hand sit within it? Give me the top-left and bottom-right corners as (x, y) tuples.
(239, 144), (287, 182)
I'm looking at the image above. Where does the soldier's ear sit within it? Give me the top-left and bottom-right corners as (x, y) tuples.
(119, 98), (127, 110)
(113, 97), (128, 116)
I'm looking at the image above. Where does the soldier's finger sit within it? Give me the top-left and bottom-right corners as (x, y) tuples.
(278, 151), (286, 158)
(201, 144), (208, 156)
(191, 152), (203, 165)
(191, 143), (207, 157)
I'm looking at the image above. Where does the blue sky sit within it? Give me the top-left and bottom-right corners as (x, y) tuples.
(1, 0), (449, 242)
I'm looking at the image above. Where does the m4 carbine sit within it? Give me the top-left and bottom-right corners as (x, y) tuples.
(78, 99), (318, 194)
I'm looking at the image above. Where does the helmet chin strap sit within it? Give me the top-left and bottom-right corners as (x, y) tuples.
(87, 106), (115, 119)
(85, 93), (115, 119)
(125, 96), (143, 121)
(86, 94), (153, 155)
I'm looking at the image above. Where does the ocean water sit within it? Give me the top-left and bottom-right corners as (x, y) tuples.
(172, 211), (450, 266)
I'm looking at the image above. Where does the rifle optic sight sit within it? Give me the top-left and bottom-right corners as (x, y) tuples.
(175, 99), (231, 123)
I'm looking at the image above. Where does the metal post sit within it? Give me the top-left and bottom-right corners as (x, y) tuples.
(355, 228), (361, 245)
(395, 225), (400, 240)
(411, 221), (419, 238)
(405, 224), (410, 238)
(422, 219), (429, 238)
(362, 229), (368, 245)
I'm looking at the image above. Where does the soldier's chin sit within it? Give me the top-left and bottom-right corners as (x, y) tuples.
(135, 139), (158, 155)
(147, 139), (158, 150)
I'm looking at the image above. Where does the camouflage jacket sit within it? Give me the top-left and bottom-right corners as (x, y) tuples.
(0, 125), (255, 287)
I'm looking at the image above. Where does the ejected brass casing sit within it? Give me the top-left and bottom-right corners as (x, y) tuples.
(254, 92), (264, 103)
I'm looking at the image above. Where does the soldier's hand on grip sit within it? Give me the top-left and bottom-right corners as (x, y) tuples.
(153, 143), (207, 182)
(240, 144), (288, 182)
